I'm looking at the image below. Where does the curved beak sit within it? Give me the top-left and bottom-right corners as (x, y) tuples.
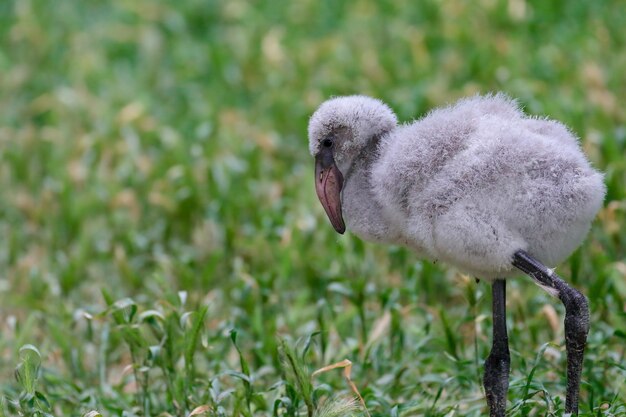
(315, 151), (345, 234)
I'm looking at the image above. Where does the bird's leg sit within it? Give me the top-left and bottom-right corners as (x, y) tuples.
(484, 279), (510, 417)
(512, 250), (589, 415)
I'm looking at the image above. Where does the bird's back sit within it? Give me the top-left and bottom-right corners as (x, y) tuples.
(372, 94), (605, 277)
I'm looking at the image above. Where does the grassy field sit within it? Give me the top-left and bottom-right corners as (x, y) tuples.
(1, 0), (625, 416)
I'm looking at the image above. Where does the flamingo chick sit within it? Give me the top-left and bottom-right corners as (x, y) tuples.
(308, 94), (605, 416)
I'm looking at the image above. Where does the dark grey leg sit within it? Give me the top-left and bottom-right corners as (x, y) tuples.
(512, 250), (589, 415)
(484, 279), (510, 417)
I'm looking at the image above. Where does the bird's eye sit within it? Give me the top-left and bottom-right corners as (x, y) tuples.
(322, 138), (333, 148)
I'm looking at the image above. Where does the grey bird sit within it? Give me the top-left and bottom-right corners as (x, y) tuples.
(308, 94), (605, 416)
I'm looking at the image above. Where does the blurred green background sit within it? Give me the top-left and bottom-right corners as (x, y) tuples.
(0, 0), (624, 416)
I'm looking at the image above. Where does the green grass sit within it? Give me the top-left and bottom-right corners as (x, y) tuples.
(0, 0), (625, 415)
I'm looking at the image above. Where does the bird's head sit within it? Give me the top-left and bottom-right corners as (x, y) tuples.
(308, 95), (398, 234)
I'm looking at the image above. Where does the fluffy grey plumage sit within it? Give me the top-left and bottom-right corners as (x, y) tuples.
(308, 94), (605, 279)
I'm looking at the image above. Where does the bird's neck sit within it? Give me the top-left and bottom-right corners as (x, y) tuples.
(341, 139), (403, 244)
